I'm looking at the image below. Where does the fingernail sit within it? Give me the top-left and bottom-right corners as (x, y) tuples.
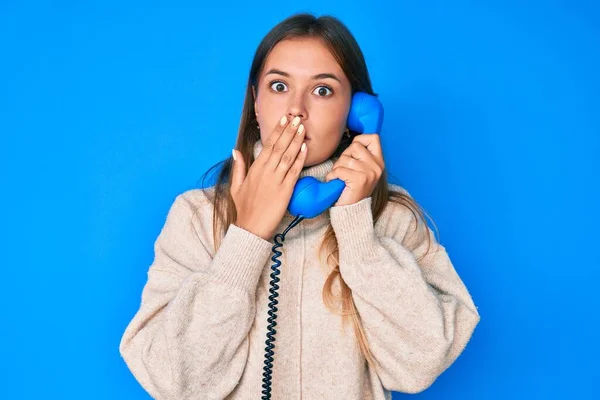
(301, 143), (306, 152)
(232, 149), (237, 161)
(292, 116), (301, 127)
(297, 124), (304, 135)
(279, 116), (287, 126)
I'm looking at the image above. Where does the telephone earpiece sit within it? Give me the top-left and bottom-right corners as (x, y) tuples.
(346, 91), (385, 134)
(287, 92), (384, 218)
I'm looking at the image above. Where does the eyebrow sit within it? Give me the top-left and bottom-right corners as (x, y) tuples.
(264, 68), (341, 83)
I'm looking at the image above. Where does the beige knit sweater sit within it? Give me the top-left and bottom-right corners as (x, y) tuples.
(119, 140), (480, 400)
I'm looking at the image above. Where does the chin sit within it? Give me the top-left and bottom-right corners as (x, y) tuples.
(303, 155), (329, 169)
(301, 140), (338, 168)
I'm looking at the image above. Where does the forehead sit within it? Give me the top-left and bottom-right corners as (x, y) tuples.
(262, 37), (345, 78)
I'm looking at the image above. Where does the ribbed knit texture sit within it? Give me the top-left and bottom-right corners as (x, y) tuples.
(119, 140), (481, 399)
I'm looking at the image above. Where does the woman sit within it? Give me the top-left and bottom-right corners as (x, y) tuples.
(119, 13), (480, 400)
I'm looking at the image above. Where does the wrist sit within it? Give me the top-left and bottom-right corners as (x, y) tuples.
(234, 221), (271, 241)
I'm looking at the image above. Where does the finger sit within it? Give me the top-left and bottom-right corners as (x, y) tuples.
(337, 145), (377, 171)
(256, 115), (290, 163)
(348, 134), (384, 169)
(283, 141), (308, 186)
(265, 115), (303, 170)
(230, 149), (246, 196)
(275, 123), (305, 181)
(325, 166), (368, 186)
(337, 144), (382, 176)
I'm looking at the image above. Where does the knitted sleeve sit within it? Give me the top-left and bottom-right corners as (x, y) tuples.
(329, 191), (481, 394)
(119, 190), (273, 399)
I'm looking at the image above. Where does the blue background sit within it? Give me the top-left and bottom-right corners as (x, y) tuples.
(1, 1), (598, 398)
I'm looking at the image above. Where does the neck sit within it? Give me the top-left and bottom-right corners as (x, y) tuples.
(252, 139), (334, 182)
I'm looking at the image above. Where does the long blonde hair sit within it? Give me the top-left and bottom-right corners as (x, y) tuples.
(198, 13), (437, 369)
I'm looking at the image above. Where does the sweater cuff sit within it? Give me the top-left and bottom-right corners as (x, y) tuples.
(329, 197), (379, 263)
(209, 223), (273, 294)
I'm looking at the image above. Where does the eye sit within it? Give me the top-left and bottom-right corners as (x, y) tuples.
(312, 85), (333, 97)
(269, 81), (288, 93)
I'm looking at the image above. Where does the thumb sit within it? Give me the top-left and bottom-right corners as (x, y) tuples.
(325, 170), (334, 182)
(230, 149), (246, 195)
(325, 168), (338, 183)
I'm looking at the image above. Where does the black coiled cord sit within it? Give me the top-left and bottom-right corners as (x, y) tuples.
(261, 215), (305, 400)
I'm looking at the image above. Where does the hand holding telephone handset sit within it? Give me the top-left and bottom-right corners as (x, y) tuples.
(260, 92), (384, 400)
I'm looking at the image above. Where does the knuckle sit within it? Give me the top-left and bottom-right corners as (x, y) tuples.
(281, 153), (293, 165)
(264, 137), (276, 149)
(288, 165), (300, 176)
(273, 142), (286, 153)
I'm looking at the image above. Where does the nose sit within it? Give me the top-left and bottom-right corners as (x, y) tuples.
(286, 93), (308, 121)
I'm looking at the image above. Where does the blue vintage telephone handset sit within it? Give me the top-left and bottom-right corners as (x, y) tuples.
(287, 91), (384, 219)
(261, 91), (384, 399)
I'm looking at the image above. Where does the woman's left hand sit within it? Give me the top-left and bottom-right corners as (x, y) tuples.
(325, 133), (385, 207)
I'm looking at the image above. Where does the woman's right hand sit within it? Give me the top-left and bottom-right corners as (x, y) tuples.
(230, 115), (308, 241)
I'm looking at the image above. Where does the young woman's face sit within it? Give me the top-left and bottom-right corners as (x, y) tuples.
(253, 37), (352, 167)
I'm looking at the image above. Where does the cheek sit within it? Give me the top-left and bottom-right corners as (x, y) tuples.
(311, 102), (347, 135)
(256, 94), (287, 138)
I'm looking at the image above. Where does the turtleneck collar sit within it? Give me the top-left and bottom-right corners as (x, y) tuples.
(252, 139), (335, 182)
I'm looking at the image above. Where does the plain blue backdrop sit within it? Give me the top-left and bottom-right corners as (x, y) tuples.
(1, 0), (598, 398)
